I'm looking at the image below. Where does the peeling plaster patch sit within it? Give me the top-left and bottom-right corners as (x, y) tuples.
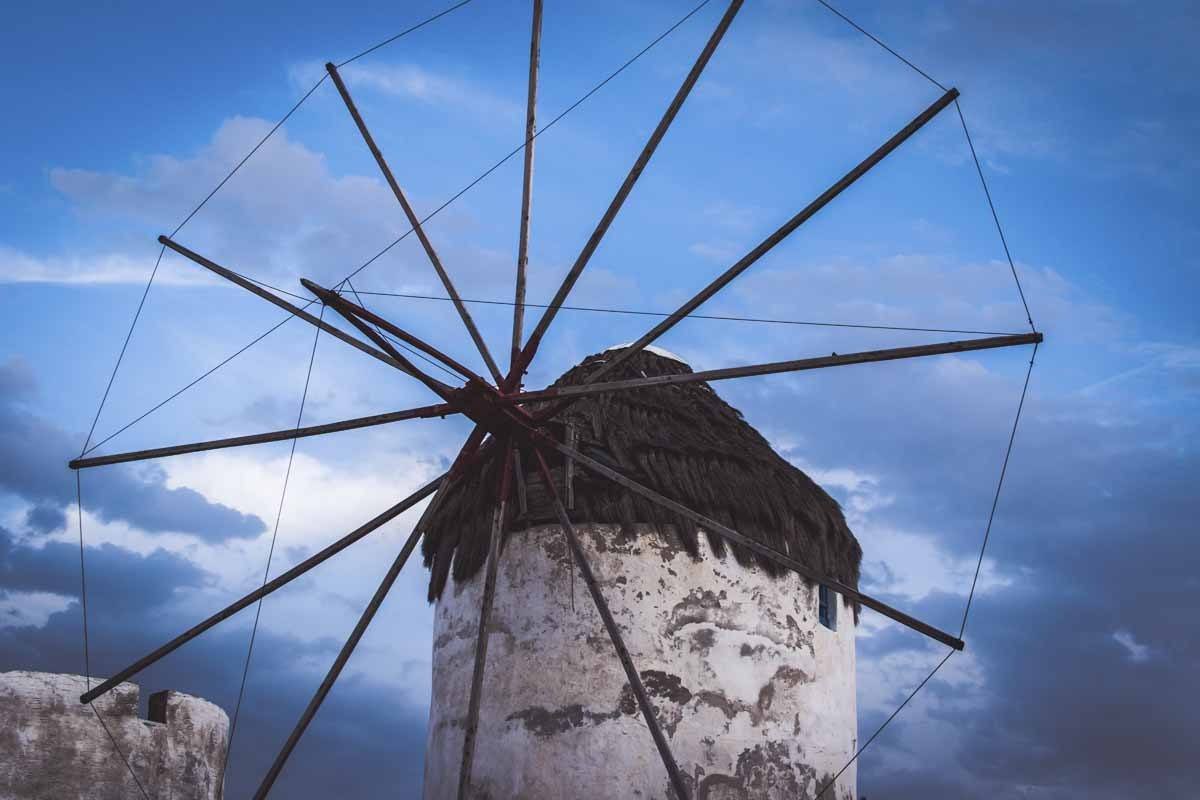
(696, 742), (815, 800)
(691, 628), (717, 654)
(641, 671), (694, 706)
(506, 704), (623, 737)
(665, 589), (729, 636)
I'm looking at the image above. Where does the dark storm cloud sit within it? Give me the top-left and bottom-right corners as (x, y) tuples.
(24, 505), (66, 535)
(724, 353), (1200, 799)
(0, 525), (209, 611)
(0, 357), (265, 541)
(0, 525), (428, 798)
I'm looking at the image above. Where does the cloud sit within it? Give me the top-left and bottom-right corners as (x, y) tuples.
(1112, 630), (1150, 664)
(687, 240), (740, 264)
(749, 348), (1200, 798)
(0, 524), (209, 612)
(45, 116), (407, 286)
(0, 523), (429, 798)
(19, 110), (518, 310)
(329, 62), (521, 123)
(23, 506), (65, 535)
(0, 358), (265, 541)
(0, 246), (216, 287)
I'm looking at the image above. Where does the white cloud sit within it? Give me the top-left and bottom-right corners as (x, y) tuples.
(40, 439), (448, 668)
(687, 240), (741, 264)
(859, 524), (1008, 603)
(0, 246), (218, 287)
(1112, 629), (1150, 663)
(788, 455), (1008, 605)
(701, 201), (764, 234)
(21, 109), (523, 306)
(331, 62), (522, 124)
(46, 116), (414, 286)
(0, 590), (74, 630)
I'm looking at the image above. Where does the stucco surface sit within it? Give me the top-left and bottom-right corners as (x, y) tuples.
(0, 671), (229, 800)
(424, 523), (856, 800)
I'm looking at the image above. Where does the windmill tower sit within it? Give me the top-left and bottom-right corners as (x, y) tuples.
(422, 346), (861, 799)
(63, 0), (1041, 797)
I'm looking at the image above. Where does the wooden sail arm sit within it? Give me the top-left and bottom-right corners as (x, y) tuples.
(68, 403), (459, 470)
(517, 332), (1042, 409)
(530, 448), (691, 799)
(586, 86), (961, 388)
(325, 62), (505, 384)
(301, 278), (485, 384)
(512, 0), (746, 386)
(541, 435), (967, 652)
(159, 236), (422, 378)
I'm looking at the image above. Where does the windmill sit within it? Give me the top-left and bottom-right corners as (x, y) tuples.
(68, 1), (1041, 798)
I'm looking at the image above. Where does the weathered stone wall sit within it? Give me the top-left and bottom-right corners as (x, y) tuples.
(0, 671), (229, 800)
(424, 523), (857, 800)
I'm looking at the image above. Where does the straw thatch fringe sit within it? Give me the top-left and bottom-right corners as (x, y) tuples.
(421, 348), (862, 611)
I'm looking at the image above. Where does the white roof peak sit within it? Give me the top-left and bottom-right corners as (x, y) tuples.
(608, 342), (688, 364)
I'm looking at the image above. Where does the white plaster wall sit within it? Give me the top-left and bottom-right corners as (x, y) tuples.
(0, 671), (229, 800)
(424, 524), (857, 800)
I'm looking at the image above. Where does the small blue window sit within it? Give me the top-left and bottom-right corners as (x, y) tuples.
(819, 584), (837, 631)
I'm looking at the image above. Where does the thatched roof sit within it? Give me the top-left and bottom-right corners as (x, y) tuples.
(421, 346), (862, 604)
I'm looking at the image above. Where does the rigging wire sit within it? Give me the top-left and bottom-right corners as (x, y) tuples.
(221, 305), (326, 783)
(954, 100), (1037, 331)
(809, 0), (1035, 332)
(959, 342), (1038, 638)
(350, 289), (1024, 337)
(81, 307), (315, 457)
(815, 648), (956, 799)
(332, 0), (714, 289)
(337, 0), (476, 67)
(78, 0), (475, 453)
(79, 245), (164, 454)
(76, 472), (152, 800)
(805, 1), (1041, 789)
(83, 0), (716, 454)
(812, 0), (948, 92)
(344, 278), (464, 382)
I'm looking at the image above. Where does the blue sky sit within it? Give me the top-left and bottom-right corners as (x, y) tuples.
(2, 1), (1197, 797)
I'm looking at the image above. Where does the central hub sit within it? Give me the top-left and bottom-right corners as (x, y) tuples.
(450, 379), (542, 446)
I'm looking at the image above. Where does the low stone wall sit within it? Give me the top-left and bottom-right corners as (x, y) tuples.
(0, 671), (229, 800)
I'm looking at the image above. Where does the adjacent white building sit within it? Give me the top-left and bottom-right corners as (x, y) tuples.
(0, 671), (229, 800)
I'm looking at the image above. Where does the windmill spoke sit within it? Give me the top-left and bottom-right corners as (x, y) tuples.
(586, 86), (961, 386)
(69, 403), (460, 470)
(544, 437), (966, 652)
(530, 449), (691, 800)
(517, 332), (1041, 408)
(78, 474), (445, 706)
(159, 236), (412, 375)
(511, 0), (543, 375)
(252, 489), (445, 799)
(79, 427), (503, 707)
(302, 279), (458, 401)
(325, 62), (505, 385)
(457, 443), (515, 800)
(514, 0), (745, 381)
(303, 278), (485, 384)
